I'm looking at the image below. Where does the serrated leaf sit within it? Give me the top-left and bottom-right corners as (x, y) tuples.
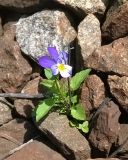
(71, 104), (86, 121)
(70, 69), (91, 91)
(41, 79), (55, 88)
(81, 121), (89, 133)
(32, 98), (55, 122)
(44, 69), (53, 79)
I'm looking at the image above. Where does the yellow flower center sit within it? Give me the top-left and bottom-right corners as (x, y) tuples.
(58, 64), (65, 71)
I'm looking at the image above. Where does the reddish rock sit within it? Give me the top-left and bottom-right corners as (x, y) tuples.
(39, 112), (91, 160)
(108, 75), (128, 112)
(0, 119), (39, 159)
(0, 97), (12, 125)
(80, 75), (105, 116)
(102, 2), (128, 40)
(5, 140), (65, 160)
(0, 22), (32, 93)
(14, 77), (42, 117)
(0, 16), (3, 36)
(117, 124), (128, 152)
(86, 37), (128, 76)
(89, 101), (121, 153)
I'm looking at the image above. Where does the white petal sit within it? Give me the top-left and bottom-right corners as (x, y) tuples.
(60, 65), (72, 78)
(51, 64), (59, 75)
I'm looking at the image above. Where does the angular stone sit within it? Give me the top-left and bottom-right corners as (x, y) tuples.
(80, 75), (105, 115)
(77, 14), (101, 64)
(14, 77), (42, 117)
(56, 0), (108, 16)
(0, 16), (3, 36)
(5, 140), (65, 160)
(102, 2), (128, 40)
(86, 37), (128, 76)
(117, 124), (128, 152)
(16, 10), (77, 60)
(0, 97), (12, 125)
(0, 119), (39, 159)
(108, 75), (128, 112)
(39, 112), (91, 160)
(89, 101), (121, 153)
(0, 22), (32, 93)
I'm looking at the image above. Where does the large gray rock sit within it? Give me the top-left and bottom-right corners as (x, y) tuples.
(108, 75), (128, 112)
(39, 112), (91, 160)
(77, 14), (101, 69)
(16, 10), (77, 60)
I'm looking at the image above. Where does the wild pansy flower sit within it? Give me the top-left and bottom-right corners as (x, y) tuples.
(38, 47), (72, 78)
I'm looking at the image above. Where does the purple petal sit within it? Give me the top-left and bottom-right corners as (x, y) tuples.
(51, 64), (59, 75)
(38, 56), (56, 68)
(48, 47), (59, 62)
(60, 51), (68, 63)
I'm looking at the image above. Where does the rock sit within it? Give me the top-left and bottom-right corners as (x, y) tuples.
(89, 101), (121, 153)
(80, 75), (105, 116)
(108, 75), (128, 112)
(102, 2), (128, 40)
(0, 17), (3, 36)
(0, 22), (32, 93)
(16, 10), (77, 60)
(117, 124), (128, 152)
(56, 0), (108, 16)
(86, 37), (128, 76)
(77, 14), (101, 69)
(87, 158), (119, 160)
(14, 77), (42, 118)
(5, 140), (66, 160)
(0, 119), (39, 159)
(39, 112), (91, 160)
(0, 97), (12, 125)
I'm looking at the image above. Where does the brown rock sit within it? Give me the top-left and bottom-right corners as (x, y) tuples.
(0, 22), (32, 92)
(117, 124), (128, 152)
(108, 75), (128, 112)
(80, 75), (105, 115)
(0, 119), (39, 159)
(14, 77), (42, 117)
(5, 140), (65, 160)
(77, 14), (101, 69)
(102, 2), (128, 40)
(0, 97), (12, 125)
(0, 16), (3, 36)
(39, 112), (91, 160)
(89, 101), (121, 153)
(86, 37), (128, 76)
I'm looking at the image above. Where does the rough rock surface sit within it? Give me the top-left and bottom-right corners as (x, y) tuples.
(0, 119), (39, 159)
(86, 37), (128, 76)
(5, 140), (66, 160)
(0, 22), (32, 92)
(117, 124), (128, 152)
(39, 112), (91, 160)
(89, 101), (121, 153)
(0, 97), (12, 125)
(108, 75), (128, 112)
(102, 2), (128, 40)
(80, 75), (105, 115)
(0, 16), (2, 36)
(16, 10), (76, 59)
(77, 14), (101, 66)
(57, 0), (108, 16)
(14, 76), (42, 118)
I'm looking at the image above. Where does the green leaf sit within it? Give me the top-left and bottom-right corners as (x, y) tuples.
(71, 95), (78, 104)
(41, 79), (55, 88)
(81, 121), (89, 133)
(44, 69), (53, 79)
(70, 69), (91, 91)
(71, 104), (86, 121)
(32, 98), (55, 122)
